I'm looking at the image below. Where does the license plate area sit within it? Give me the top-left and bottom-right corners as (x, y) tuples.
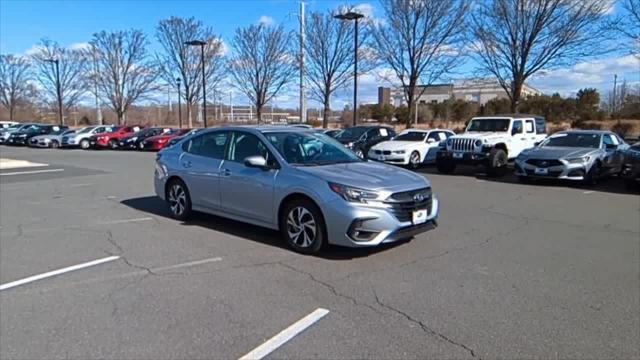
(453, 152), (464, 159)
(534, 167), (548, 175)
(412, 209), (427, 224)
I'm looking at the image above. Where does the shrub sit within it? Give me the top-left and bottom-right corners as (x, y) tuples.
(611, 122), (634, 138)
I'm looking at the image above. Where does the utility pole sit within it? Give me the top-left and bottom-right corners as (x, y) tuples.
(92, 46), (103, 125)
(299, 1), (307, 123)
(414, 101), (418, 125)
(230, 91), (234, 122)
(612, 74), (618, 114)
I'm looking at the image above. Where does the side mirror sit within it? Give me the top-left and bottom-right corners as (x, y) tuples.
(605, 143), (617, 150)
(427, 138), (436, 144)
(244, 155), (268, 169)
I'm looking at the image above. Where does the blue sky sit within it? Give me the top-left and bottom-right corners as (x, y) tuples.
(1, 0), (638, 108)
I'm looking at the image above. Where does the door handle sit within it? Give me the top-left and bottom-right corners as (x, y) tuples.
(182, 161), (192, 168)
(221, 168), (232, 177)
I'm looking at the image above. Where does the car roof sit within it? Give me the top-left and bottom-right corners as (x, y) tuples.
(555, 129), (612, 135)
(473, 114), (544, 119)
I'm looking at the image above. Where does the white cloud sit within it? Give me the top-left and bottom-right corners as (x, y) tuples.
(68, 42), (90, 51)
(530, 54), (640, 96)
(24, 45), (42, 56)
(258, 15), (275, 26)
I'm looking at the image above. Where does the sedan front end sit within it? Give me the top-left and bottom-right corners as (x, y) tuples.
(515, 156), (595, 181)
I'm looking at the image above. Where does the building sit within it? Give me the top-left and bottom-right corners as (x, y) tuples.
(379, 79), (541, 107)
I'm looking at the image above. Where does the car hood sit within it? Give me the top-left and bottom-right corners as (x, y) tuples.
(296, 161), (428, 192)
(31, 134), (58, 140)
(453, 132), (508, 142)
(521, 146), (600, 159)
(371, 141), (422, 151)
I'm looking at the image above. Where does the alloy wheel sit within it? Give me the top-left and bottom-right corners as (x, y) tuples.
(168, 184), (186, 216)
(81, 140), (89, 149)
(286, 206), (317, 248)
(355, 149), (364, 158)
(410, 152), (420, 167)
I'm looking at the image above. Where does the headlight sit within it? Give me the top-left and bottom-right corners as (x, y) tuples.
(157, 138), (167, 143)
(329, 182), (379, 203)
(18, 134), (27, 138)
(43, 138), (51, 142)
(446, 139), (453, 147)
(348, 142), (354, 148)
(475, 140), (482, 147)
(566, 156), (591, 164)
(129, 137), (138, 142)
(393, 150), (405, 154)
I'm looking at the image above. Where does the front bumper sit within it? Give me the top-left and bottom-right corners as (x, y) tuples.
(321, 196), (439, 248)
(515, 159), (588, 180)
(5, 137), (28, 146)
(367, 151), (409, 165)
(28, 138), (51, 148)
(437, 150), (489, 165)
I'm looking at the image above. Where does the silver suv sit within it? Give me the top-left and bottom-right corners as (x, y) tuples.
(154, 126), (439, 254)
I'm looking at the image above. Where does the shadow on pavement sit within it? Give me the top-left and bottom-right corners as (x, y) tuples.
(121, 196), (406, 260)
(417, 164), (639, 196)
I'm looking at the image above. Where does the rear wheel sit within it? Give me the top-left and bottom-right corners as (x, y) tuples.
(166, 179), (192, 221)
(436, 156), (456, 174)
(280, 198), (326, 254)
(50, 140), (60, 149)
(486, 148), (508, 177)
(408, 151), (421, 169)
(108, 139), (118, 149)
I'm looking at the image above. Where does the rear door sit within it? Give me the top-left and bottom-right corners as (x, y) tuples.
(178, 131), (230, 210)
(524, 119), (537, 149)
(218, 131), (278, 223)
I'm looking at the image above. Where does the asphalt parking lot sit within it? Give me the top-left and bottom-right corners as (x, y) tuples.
(0, 146), (638, 359)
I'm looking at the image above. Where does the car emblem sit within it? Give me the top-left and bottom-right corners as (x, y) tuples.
(413, 193), (425, 202)
(540, 161), (548, 166)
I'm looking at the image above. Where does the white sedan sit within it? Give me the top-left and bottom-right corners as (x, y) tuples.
(368, 129), (455, 169)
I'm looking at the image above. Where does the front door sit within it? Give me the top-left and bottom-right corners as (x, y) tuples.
(509, 120), (526, 158)
(602, 133), (624, 173)
(219, 131), (278, 224)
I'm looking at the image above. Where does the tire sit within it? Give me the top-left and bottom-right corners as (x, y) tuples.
(486, 148), (508, 177)
(138, 142), (144, 150)
(408, 151), (421, 170)
(354, 148), (364, 159)
(80, 139), (90, 150)
(280, 198), (326, 254)
(166, 179), (192, 221)
(583, 162), (602, 185)
(50, 140), (59, 149)
(436, 156), (456, 174)
(108, 139), (118, 150)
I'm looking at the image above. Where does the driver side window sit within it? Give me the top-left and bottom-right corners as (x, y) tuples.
(366, 129), (381, 140)
(512, 120), (523, 135)
(227, 132), (276, 166)
(603, 134), (618, 147)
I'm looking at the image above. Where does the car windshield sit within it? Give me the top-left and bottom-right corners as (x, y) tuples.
(7, 123), (22, 129)
(467, 119), (511, 132)
(22, 125), (41, 132)
(264, 131), (361, 166)
(335, 127), (368, 140)
(541, 133), (601, 148)
(164, 128), (185, 135)
(394, 132), (427, 141)
(76, 127), (93, 134)
(630, 143), (640, 151)
(50, 128), (68, 135)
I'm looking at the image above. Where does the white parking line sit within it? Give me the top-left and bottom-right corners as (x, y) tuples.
(583, 191), (595, 194)
(0, 158), (48, 169)
(0, 168), (64, 176)
(239, 308), (330, 360)
(0, 256), (120, 291)
(153, 257), (223, 272)
(96, 217), (153, 225)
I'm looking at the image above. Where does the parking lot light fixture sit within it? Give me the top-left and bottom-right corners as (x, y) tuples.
(185, 40), (208, 128)
(334, 11), (364, 126)
(45, 58), (63, 126)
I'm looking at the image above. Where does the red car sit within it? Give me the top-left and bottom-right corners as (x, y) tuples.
(89, 125), (144, 149)
(140, 128), (192, 151)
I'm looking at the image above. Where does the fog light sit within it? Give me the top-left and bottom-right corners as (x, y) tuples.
(568, 169), (585, 177)
(348, 218), (380, 242)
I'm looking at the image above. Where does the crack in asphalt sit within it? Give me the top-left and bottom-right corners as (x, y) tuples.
(276, 262), (386, 315)
(371, 289), (479, 359)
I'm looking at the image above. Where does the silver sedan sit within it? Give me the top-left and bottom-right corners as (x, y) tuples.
(515, 130), (628, 184)
(154, 126), (439, 254)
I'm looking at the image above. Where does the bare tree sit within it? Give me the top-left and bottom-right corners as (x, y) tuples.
(371, 0), (469, 127)
(91, 30), (158, 124)
(228, 24), (296, 123)
(608, 0), (640, 57)
(0, 55), (32, 121)
(156, 17), (226, 127)
(31, 39), (88, 123)
(305, 10), (373, 128)
(471, 0), (609, 112)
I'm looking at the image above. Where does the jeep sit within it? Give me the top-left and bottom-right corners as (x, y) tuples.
(436, 114), (547, 177)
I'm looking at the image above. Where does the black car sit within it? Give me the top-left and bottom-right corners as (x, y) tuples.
(117, 127), (172, 150)
(334, 125), (396, 158)
(621, 142), (640, 189)
(6, 124), (68, 146)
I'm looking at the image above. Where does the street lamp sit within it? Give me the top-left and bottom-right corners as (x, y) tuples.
(45, 58), (63, 125)
(185, 40), (207, 128)
(334, 11), (364, 127)
(176, 77), (182, 128)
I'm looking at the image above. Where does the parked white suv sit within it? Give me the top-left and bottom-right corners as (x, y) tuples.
(436, 114), (547, 176)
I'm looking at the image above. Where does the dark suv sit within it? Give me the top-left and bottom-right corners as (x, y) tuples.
(621, 142), (640, 189)
(334, 125), (396, 158)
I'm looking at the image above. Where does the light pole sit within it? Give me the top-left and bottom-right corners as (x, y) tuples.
(185, 40), (207, 127)
(334, 11), (364, 127)
(176, 78), (182, 128)
(45, 58), (63, 125)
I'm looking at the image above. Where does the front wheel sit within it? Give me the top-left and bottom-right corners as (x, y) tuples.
(80, 139), (90, 150)
(280, 199), (326, 254)
(354, 148), (364, 159)
(583, 162), (602, 185)
(486, 148), (508, 177)
(166, 179), (192, 221)
(408, 151), (421, 169)
(108, 139), (118, 150)
(50, 140), (60, 149)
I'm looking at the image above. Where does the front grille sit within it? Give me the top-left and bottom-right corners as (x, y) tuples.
(385, 188), (432, 222)
(525, 169), (562, 177)
(525, 159), (563, 167)
(374, 150), (392, 155)
(450, 138), (476, 152)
